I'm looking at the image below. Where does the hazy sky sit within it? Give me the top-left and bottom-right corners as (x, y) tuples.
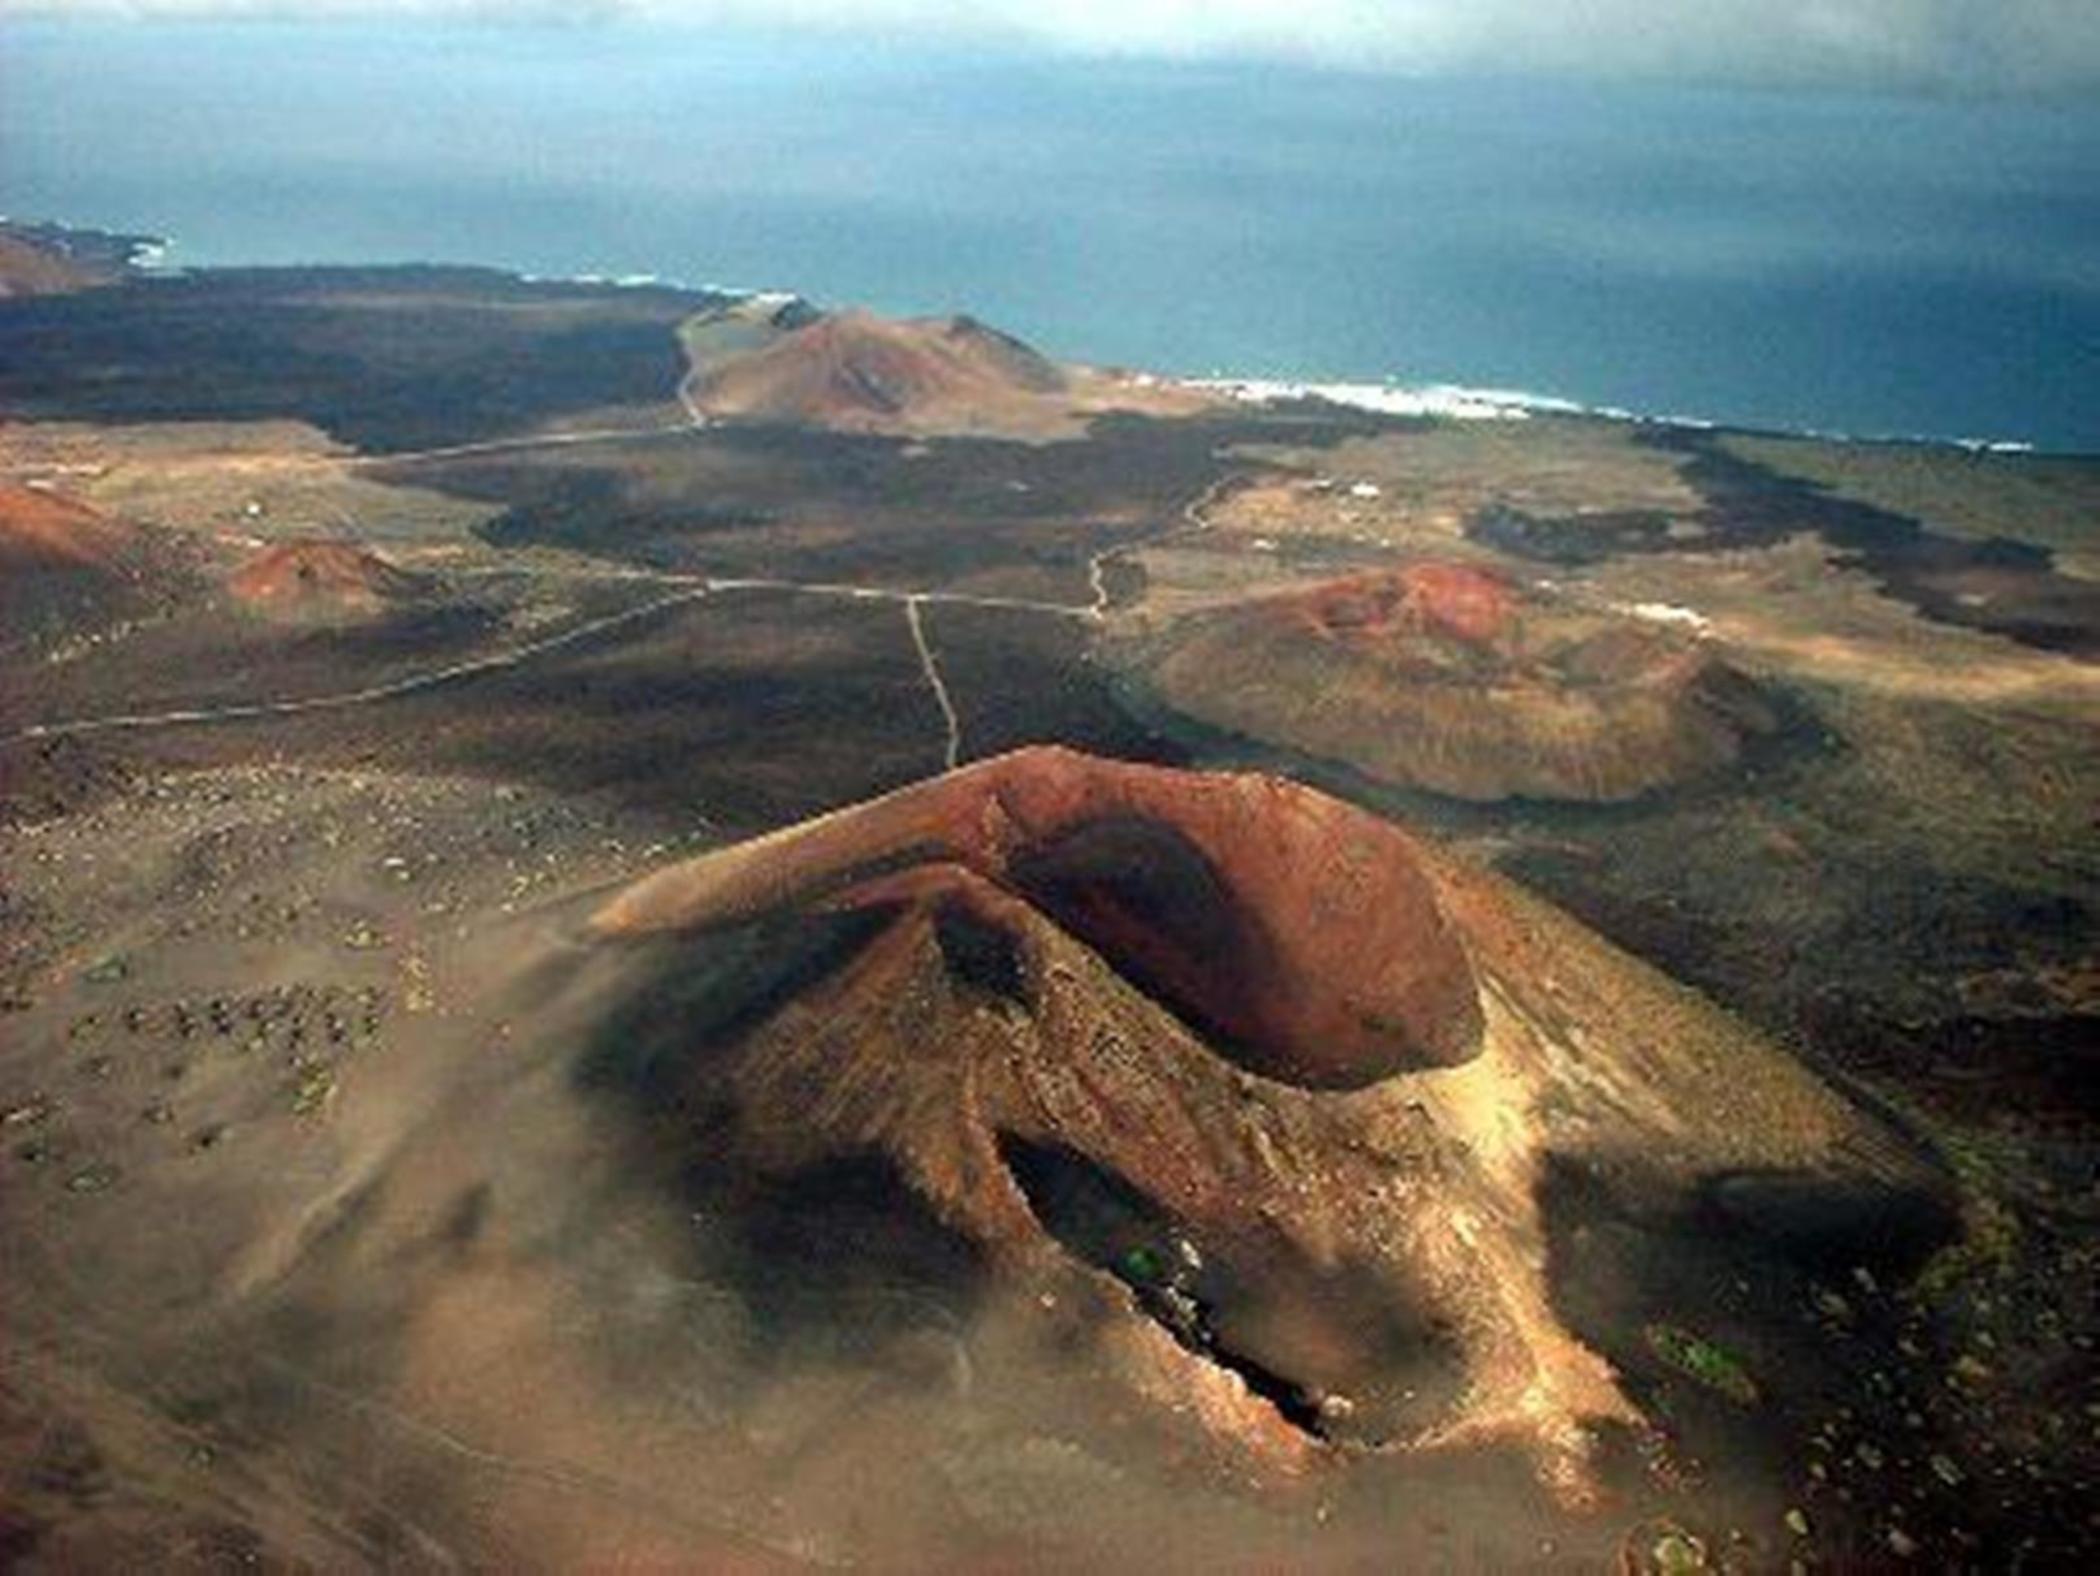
(6, 0), (2098, 97)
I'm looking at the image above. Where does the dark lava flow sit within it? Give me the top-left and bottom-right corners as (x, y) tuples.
(1468, 429), (2100, 661)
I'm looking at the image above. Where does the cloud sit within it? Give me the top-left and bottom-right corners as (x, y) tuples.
(6, 0), (2099, 97)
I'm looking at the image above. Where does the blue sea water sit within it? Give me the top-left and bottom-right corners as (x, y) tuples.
(4, 21), (2098, 451)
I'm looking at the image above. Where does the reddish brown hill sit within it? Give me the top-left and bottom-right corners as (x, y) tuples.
(688, 309), (1068, 432)
(1131, 564), (1776, 802)
(225, 540), (422, 613)
(0, 483), (200, 656)
(598, 744), (1481, 1087)
(586, 746), (1938, 1499)
(0, 482), (140, 574)
(682, 306), (1212, 437)
(1281, 561), (1520, 648)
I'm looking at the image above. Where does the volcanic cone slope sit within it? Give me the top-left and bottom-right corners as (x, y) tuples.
(0, 482), (186, 649)
(679, 303), (1211, 438)
(0, 481), (146, 575)
(588, 746), (1940, 1499)
(225, 539), (424, 616)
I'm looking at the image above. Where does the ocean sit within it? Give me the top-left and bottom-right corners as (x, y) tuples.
(4, 20), (2098, 451)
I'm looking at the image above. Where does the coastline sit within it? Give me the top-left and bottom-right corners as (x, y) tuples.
(1, 215), (2081, 459)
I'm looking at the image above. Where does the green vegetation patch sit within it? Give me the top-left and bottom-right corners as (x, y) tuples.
(1644, 1322), (1759, 1404)
(289, 1057), (338, 1118)
(1117, 1244), (1166, 1285)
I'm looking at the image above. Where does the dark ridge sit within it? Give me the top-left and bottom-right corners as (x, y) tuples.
(997, 1136), (1329, 1438)
(1465, 428), (2100, 659)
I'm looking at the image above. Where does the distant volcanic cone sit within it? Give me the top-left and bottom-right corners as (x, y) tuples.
(0, 482), (185, 649)
(0, 482), (141, 575)
(225, 540), (423, 615)
(583, 746), (1940, 1500)
(1127, 563), (1778, 803)
(678, 302), (1211, 437)
(686, 309), (1067, 433)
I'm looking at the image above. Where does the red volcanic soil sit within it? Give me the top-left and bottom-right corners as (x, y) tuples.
(597, 744), (1482, 1087)
(1136, 563), (1777, 803)
(0, 483), (200, 658)
(687, 309), (1071, 433)
(225, 540), (421, 612)
(0, 482), (139, 574)
(1282, 562), (1519, 649)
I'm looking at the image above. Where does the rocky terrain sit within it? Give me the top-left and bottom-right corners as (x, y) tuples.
(1, 235), (2095, 1570)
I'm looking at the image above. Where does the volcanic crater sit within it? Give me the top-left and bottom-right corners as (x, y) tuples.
(582, 746), (1941, 1498)
(595, 742), (1483, 1087)
(1127, 563), (1780, 803)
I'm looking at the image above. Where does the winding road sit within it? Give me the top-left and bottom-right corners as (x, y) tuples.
(349, 359), (711, 472)
(8, 586), (716, 741)
(14, 352), (1242, 762)
(5, 573), (1096, 747)
(902, 596), (963, 771)
(346, 422), (696, 471)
